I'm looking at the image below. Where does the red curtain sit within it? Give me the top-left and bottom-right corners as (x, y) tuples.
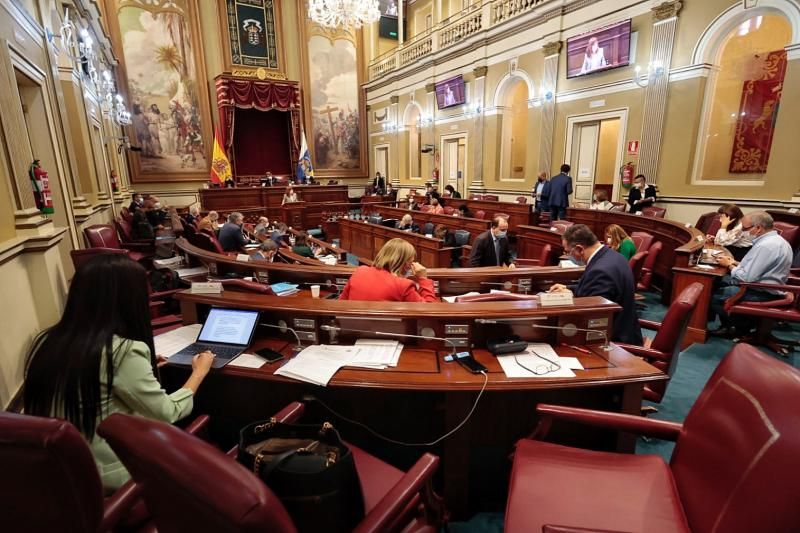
(729, 50), (787, 173)
(233, 108), (292, 176)
(215, 75), (302, 173)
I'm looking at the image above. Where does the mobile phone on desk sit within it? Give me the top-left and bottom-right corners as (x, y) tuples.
(255, 347), (285, 363)
(455, 351), (488, 374)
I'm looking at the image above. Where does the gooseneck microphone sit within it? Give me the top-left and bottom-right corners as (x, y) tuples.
(320, 324), (458, 356)
(260, 322), (304, 352)
(475, 318), (611, 350)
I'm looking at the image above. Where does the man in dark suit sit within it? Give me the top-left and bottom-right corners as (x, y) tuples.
(372, 172), (386, 195)
(218, 212), (249, 252)
(468, 216), (516, 268)
(548, 164), (573, 221)
(548, 224), (643, 345)
(128, 193), (143, 213)
(533, 171), (550, 214)
(627, 174), (657, 214)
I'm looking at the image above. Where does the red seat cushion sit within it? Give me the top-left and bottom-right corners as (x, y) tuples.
(505, 440), (689, 533)
(127, 250), (148, 263)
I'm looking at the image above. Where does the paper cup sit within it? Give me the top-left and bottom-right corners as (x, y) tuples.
(310, 285), (321, 298)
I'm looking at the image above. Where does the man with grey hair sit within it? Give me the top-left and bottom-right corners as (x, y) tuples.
(710, 211), (793, 336)
(218, 211), (249, 252)
(533, 171), (550, 214)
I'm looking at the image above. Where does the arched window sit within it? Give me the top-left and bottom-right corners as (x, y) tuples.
(499, 78), (529, 180)
(698, 14), (791, 180)
(405, 104), (421, 178)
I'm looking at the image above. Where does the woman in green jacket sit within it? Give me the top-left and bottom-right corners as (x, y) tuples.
(605, 224), (637, 260)
(23, 254), (214, 493)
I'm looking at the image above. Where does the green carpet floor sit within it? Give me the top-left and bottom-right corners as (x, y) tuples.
(448, 290), (800, 532)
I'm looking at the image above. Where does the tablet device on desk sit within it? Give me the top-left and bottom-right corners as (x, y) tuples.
(168, 308), (260, 369)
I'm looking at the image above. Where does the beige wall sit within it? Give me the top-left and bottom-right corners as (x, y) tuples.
(596, 118), (620, 185)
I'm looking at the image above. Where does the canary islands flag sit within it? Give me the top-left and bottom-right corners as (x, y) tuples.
(210, 126), (233, 185)
(296, 130), (314, 184)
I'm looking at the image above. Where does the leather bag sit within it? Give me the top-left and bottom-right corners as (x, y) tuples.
(238, 418), (364, 532)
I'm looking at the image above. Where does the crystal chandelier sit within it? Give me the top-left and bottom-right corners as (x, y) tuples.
(308, 0), (381, 29)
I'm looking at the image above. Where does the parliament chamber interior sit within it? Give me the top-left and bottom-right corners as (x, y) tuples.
(3, 0), (800, 531)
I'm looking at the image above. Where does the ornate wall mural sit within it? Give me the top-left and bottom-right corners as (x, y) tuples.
(300, 12), (367, 178)
(111, 0), (213, 181)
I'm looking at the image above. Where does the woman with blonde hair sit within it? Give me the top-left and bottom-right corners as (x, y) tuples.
(340, 238), (436, 301)
(604, 224), (637, 260)
(197, 210), (219, 234)
(397, 213), (418, 232)
(282, 185), (298, 205)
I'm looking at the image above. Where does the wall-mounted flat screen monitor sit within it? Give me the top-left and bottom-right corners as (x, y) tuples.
(435, 75), (466, 110)
(566, 19), (632, 79)
(378, 0), (405, 39)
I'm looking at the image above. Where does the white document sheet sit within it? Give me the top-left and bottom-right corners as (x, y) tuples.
(154, 324), (202, 358)
(229, 353), (268, 369)
(442, 291), (481, 303)
(349, 339), (403, 368)
(275, 345), (359, 386)
(497, 343), (577, 378)
(174, 266), (209, 278)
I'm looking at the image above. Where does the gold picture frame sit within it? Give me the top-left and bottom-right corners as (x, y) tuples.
(108, 0), (214, 183)
(298, 0), (368, 179)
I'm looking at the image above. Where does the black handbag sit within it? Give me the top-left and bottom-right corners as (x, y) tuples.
(237, 418), (365, 532)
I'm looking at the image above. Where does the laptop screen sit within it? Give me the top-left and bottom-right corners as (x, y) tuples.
(197, 308), (259, 346)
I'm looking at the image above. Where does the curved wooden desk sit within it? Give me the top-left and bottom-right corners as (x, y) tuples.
(166, 290), (665, 518)
(175, 238), (584, 295)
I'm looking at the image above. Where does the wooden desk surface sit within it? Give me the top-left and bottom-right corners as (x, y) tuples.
(168, 290), (664, 518)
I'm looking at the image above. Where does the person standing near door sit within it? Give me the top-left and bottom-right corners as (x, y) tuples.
(533, 171), (550, 214)
(548, 164), (573, 221)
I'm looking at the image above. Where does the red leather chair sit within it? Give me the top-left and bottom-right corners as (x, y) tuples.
(191, 231), (227, 255)
(616, 282), (703, 403)
(516, 196), (528, 204)
(84, 224), (150, 263)
(114, 216), (156, 251)
(516, 244), (554, 267)
(725, 281), (800, 355)
(609, 202), (626, 212)
(628, 251), (648, 282)
(70, 247), (128, 271)
(97, 402), (445, 533)
(637, 241), (662, 292)
(0, 411), (147, 533)
(550, 220), (574, 234)
(473, 210), (486, 220)
(774, 221), (800, 251)
(483, 194), (499, 201)
(505, 343), (800, 533)
(536, 211), (551, 227)
(641, 206), (666, 218)
(694, 211), (720, 234)
(630, 231), (654, 253)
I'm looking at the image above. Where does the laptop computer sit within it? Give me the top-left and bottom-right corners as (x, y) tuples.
(168, 308), (260, 369)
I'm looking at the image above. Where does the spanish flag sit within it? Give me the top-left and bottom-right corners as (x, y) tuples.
(210, 126), (233, 185)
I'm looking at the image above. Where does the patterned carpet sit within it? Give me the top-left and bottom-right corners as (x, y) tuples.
(448, 290), (800, 532)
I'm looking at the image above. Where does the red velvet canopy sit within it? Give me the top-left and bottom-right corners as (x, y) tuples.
(215, 75), (302, 178)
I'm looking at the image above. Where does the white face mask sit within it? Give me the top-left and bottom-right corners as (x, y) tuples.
(154, 202), (162, 209)
(606, 237), (612, 245)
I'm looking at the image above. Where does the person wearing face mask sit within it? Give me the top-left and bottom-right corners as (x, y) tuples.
(549, 224), (643, 345)
(218, 212), (249, 252)
(604, 224), (637, 260)
(371, 172), (386, 195)
(339, 238), (436, 302)
(128, 193), (144, 213)
(709, 211), (793, 337)
(590, 189), (614, 211)
(468, 216), (516, 268)
(627, 175), (657, 214)
(533, 172), (550, 214)
(706, 204), (752, 261)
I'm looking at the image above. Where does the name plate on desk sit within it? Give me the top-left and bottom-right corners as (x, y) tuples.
(236, 253), (250, 262)
(190, 282), (223, 294)
(539, 292), (574, 307)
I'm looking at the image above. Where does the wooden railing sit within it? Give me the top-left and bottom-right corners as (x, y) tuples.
(368, 0), (553, 81)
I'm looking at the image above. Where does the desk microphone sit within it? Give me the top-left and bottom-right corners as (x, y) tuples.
(478, 281), (533, 293)
(475, 318), (611, 351)
(320, 324), (458, 356)
(260, 322), (304, 352)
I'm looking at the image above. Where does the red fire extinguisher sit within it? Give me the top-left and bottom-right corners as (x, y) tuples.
(620, 162), (635, 189)
(29, 160), (54, 214)
(110, 170), (119, 192)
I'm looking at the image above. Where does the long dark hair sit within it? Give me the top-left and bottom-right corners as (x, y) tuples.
(23, 254), (156, 439)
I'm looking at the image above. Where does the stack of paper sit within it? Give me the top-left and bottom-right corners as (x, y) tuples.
(174, 266), (209, 278)
(559, 260), (579, 268)
(153, 256), (184, 269)
(275, 345), (359, 386)
(496, 343), (583, 378)
(442, 291), (481, 303)
(154, 324), (202, 358)
(348, 339), (402, 369)
(270, 282), (299, 296)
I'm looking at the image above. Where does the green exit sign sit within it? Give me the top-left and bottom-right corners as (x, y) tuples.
(389, 31), (397, 37)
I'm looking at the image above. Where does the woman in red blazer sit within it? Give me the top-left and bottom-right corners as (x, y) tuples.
(340, 238), (437, 302)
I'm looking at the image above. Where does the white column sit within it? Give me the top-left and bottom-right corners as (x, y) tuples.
(539, 41), (561, 175)
(398, 0), (404, 45)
